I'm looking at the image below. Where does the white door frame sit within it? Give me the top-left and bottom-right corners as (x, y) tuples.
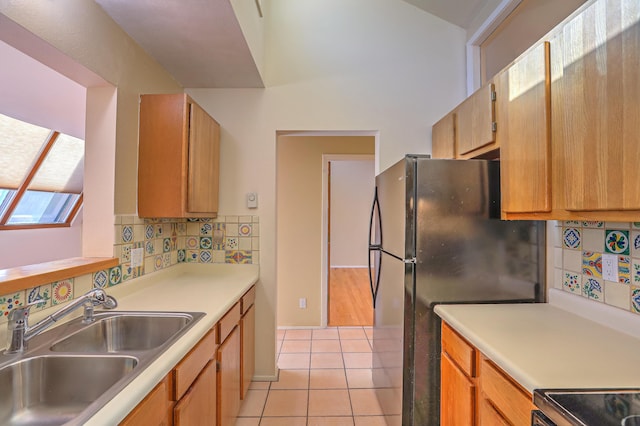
(320, 154), (375, 327)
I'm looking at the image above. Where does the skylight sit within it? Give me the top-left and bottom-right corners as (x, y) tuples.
(0, 113), (84, 228)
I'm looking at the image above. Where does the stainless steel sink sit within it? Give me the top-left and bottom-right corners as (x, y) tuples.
(50, 312), (195, 353)
(0, 355), (137, 426)
(0, 310), (205, 425)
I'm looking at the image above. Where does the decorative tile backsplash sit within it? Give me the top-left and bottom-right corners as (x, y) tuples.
(0, 215), (260, 321)
(554, 221), (640, 313)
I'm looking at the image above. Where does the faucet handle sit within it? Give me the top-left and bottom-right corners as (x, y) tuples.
(7, 303), (35, 326)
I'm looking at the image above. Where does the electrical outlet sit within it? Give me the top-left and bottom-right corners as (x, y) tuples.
(299, 298), (307, 309)
(131, 248), (144, 268)
(602, 253), (618, 282)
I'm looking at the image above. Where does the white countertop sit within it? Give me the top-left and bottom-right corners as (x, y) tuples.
(434, 302), (640, 395)
(68, 263), (260, 425)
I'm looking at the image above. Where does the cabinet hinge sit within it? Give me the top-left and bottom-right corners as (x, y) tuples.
(491, 90), (496, 101)
(492, 122), (497, 132)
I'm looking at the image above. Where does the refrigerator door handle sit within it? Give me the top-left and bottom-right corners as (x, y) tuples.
(368, 188), (382, 307)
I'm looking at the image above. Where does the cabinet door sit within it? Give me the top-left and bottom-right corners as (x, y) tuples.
(174, 360), (217, 426)
(553, 0), (640, 211)
(441, 353), (475, 426)
(120, 376), (171, 426)
(187, 101), (220, 214)
(241, 303), (255, 399)
(457, 84), (496, 156)
(478, 397), (511, 426)
(217, 325), (241, 426)
(497, 42), (552, 214)
(431, 113), (455, 159)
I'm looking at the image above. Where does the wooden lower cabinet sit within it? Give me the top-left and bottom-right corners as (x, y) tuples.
(174, 360), (217, 425)
(441, 353), (475, 426)
(121, 287), (255, 426)
(218, 325), (241, 426)
(441, 321), (534, 426)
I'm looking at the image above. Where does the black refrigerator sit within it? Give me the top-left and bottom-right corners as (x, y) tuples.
(368, 155), (545, 425)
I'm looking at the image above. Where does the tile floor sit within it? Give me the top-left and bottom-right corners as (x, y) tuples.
(236, 326), (393, 426)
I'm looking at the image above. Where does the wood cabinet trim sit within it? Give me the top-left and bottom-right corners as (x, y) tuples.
(119, 375), (170, 426)
(241, 285), (256, 314)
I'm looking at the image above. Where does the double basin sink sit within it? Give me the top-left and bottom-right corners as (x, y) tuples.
(0, 310), (205, 425)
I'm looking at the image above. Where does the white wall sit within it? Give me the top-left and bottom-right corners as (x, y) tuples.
(188, 0), (467, 377)
(330, 160), (375, 268)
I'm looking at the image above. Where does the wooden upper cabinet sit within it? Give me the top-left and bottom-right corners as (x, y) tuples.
(496, 42), (552, 215)
(431, 113), (456, 159)
(553, 0), (640, 212)
(138, 94), (220, 218)
(456, 84), (496, 157)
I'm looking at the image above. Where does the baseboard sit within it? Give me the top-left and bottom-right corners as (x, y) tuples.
(330, 265), (368, 269)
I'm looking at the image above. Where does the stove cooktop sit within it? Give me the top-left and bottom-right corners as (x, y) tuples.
(534, 389), (640, 426)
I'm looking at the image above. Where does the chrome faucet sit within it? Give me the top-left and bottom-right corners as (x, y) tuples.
(5, 288), (118, 354)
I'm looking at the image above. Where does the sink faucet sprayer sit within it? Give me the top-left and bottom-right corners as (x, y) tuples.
(5, 288), (118, 354)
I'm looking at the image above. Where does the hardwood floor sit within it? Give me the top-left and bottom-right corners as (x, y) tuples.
(329, 268), (373, 326)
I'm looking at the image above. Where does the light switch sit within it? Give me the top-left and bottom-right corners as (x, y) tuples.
(247, 192), (258, 209)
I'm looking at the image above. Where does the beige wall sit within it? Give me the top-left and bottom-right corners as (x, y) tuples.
(277, 136), (374, 326)
(188, 0), (467, 378)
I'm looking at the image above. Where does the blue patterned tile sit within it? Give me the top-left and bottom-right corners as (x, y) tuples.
(563, 228), (581, 249)
(582, 277), (603, 301)
(122, 225), (133, 243)
(632, 286), (640, 313)
(178, 249), (186, 263)
(145, 224), (155, 240)
(200, 237), (212, 250)
(199, 250), (212, 263)
(163, 238), (171, 253)
(93, 270), (108, 288)
(582, 221), (604, 228)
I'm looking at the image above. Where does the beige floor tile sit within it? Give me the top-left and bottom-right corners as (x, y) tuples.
(313, 328), (340, 340)
(235, 417), (261, 426)
(263, 389), (309, 417)
(249, 381), (271, 390)
(346, 369), (374, 388)
(343, 352), (372, 369)
(280, 339), (312, 353)
(285, 329), (313, 340)
(276, 339), (283, 353)
(308, 416), (355, 425)
(260, 417), (307, 426)
(312, 339), (342, 353)
(339, 328), (367, 340)
(271, 369), (310, 390)
(311, 352), (345, 369)
(238, 389), (268, 417)
(308, 389), (352, 417)
(278, 353), (310, 369)
(350, 389), (383, 416)
(364, 327), (373, 340)
(340, 339), (371, 353)
(309, 368), (348, 389)
(277, 329), (286, 339)
(354, 416), (390, 426)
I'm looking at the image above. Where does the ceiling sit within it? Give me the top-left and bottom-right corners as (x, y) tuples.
(94, 0), (488, 89)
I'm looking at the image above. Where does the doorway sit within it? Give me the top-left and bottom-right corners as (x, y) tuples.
(324, 156), (375, 326)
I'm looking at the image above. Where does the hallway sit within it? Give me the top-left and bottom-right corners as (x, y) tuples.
(236, 326), (396, 425)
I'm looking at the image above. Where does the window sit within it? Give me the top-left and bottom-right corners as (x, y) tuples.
(0, 113), (84, 228)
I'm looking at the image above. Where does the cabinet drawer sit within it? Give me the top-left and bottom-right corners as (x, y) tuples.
(480, 357), (534, 426)
(218, 302), (241, 344)
(241, 286), (256, 315)
(173, 329), (217, 401)
(442, 322), (476, 377)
